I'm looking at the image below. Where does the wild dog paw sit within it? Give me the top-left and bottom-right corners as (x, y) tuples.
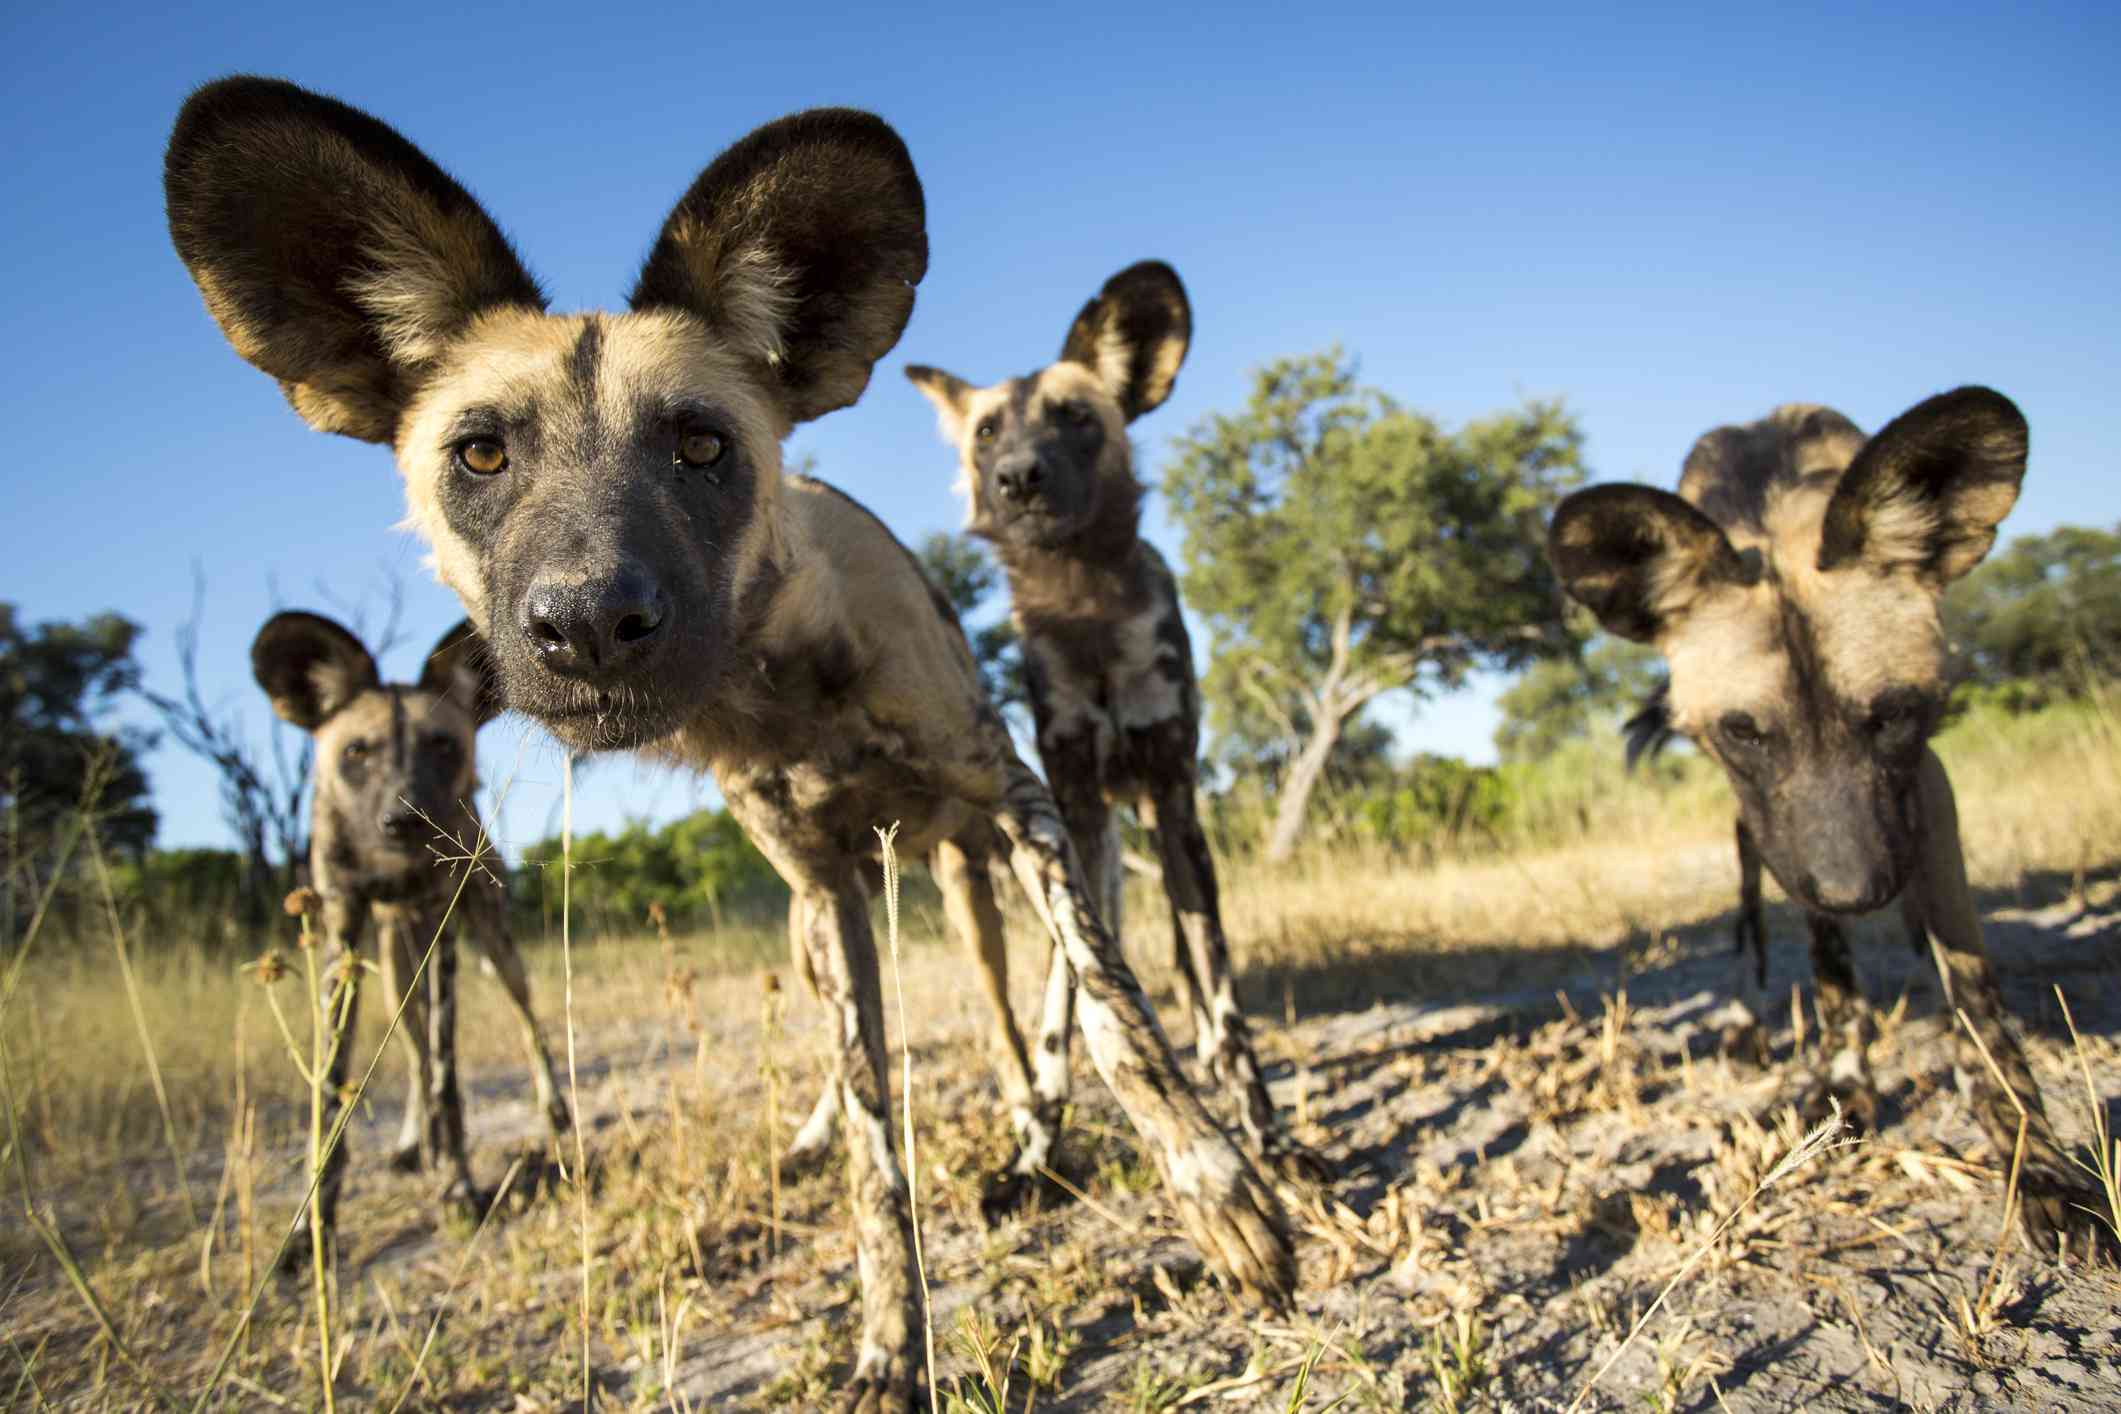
(776, 1137), (835, 1187)
(1166, 1136), (1296, 1304)
(544, 1098), (574, 1140)
(1797, 1075), (1878, 1136)
(388, 1143), (424, 1173)
(1719, 1018), (1773, 1069)
(274, 1233), (335, 1279)
(978, 1162), (1071, 1225)
(2015, 1171), (2120, 1266)
(836, 1341), (920, 1414)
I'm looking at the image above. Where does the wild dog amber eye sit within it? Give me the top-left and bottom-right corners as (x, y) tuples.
(458, 439), (508, 476)
(975, 419), (997, 442)
(341, 740), (372, 765)
(677, 431), (725, 468)
(1719, 712), (1765, 746)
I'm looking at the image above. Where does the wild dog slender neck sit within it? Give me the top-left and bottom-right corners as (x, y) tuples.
(984, 482), (1154, 626)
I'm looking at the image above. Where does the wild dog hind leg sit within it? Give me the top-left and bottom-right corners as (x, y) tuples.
(777, 890), (843, 1181)
(931, 833), (1060, 1220)
(1148, 780), (1330, 1183)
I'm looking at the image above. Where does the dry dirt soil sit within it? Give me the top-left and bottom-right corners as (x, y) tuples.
(10, 875), (2121, 1411)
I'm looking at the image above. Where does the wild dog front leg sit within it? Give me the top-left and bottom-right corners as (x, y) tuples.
(1721, 820), (1774, 1067)
(1796, 912), (1880, 1134)
(993, 766), (1294, 1302)
(414, 905), (481, 1219)
(283, 892), (367, 1274)
(378, 918), (432, 1171)
(931, 836), (1059, 1220)
(794, 879), (923, 1410)
(465, 883), (572, 1142)
(1910, 751), (2112, 1261)
(1148, 780), (1330, 1184)
(1734, 819), (1767, 983)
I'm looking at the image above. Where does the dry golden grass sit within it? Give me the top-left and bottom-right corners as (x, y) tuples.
(3, 687), (2117, 1409)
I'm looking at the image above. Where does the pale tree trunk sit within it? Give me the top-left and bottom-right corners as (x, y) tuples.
(1246, 598), (1419, 865)
(1262, 714), (1344, 863)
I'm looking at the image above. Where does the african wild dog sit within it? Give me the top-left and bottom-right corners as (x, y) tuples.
(900, 261), (1328, 1189)
(252, 612), (569, 1253)
(168, 79), (1293, 1406)
(1549, 390), (2110, 1260)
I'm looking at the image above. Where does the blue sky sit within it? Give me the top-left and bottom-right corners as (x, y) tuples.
(5, 1), (2117, 855)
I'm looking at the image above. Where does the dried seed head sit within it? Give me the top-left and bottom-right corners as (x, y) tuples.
(246, 952), (286, 986)
(283, 887), (321, 918)
(763, 972), (782, 995)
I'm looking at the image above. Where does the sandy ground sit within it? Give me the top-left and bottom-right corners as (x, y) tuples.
(9, 878), (2120, 1410)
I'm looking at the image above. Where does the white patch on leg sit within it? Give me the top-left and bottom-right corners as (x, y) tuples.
(786, 1082), (840, 1161)
(1166, 1135), (1243, 1200)
(1011, 1114), (1054, 1177)
(1828, 1043), (1866, 1086)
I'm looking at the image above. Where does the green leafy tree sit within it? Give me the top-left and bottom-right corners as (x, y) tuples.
(915, 530), (1023, 708)
(1164, 350), (1586, 860)
(1352, 753), (1511, 853)
(1493, 634), (1665, 763)
(1, 605), (157, 909)
(518, 807), (781, 934)
(1944, 523), (2121, 687)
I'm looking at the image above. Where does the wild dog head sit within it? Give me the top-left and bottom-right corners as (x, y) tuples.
(906, 260), (1189, 555)
(1549, 388), (2026, 915)
(169, 79), (927, 754)
(253, 612), (500, 894)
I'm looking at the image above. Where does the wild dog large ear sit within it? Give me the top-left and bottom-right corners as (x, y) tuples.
(419, 620), (503, 728)
(1548, 485), (1751, 643)
(1058, 260), (1191, 420)
(631, 109), (927, 426)
(251, 612), (379, 731)
(1817, 387), (2027, 585)
(904, 365), (973, 443)
(165, 76), (545, 443)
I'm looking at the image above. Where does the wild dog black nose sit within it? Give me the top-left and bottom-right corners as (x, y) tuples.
(378, 808), (419, 842)
(1799, 862), (1895, 915)
(995, 452), (1043, 505)
(523, 571), (669, 679)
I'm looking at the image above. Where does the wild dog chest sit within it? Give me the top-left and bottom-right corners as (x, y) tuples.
(1021, 590), (1196, 795)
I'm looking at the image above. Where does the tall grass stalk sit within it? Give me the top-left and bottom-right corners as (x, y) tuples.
(2054, 987), (2121, 1246)
(85, 829), (197, 1224)
(385, 1155), (525, 1414)
(0, 754), (110, 1019)
(190, 848), (483, 1414)
(1, 1033), (163, 1405)
(562, 754), (591, 1409)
